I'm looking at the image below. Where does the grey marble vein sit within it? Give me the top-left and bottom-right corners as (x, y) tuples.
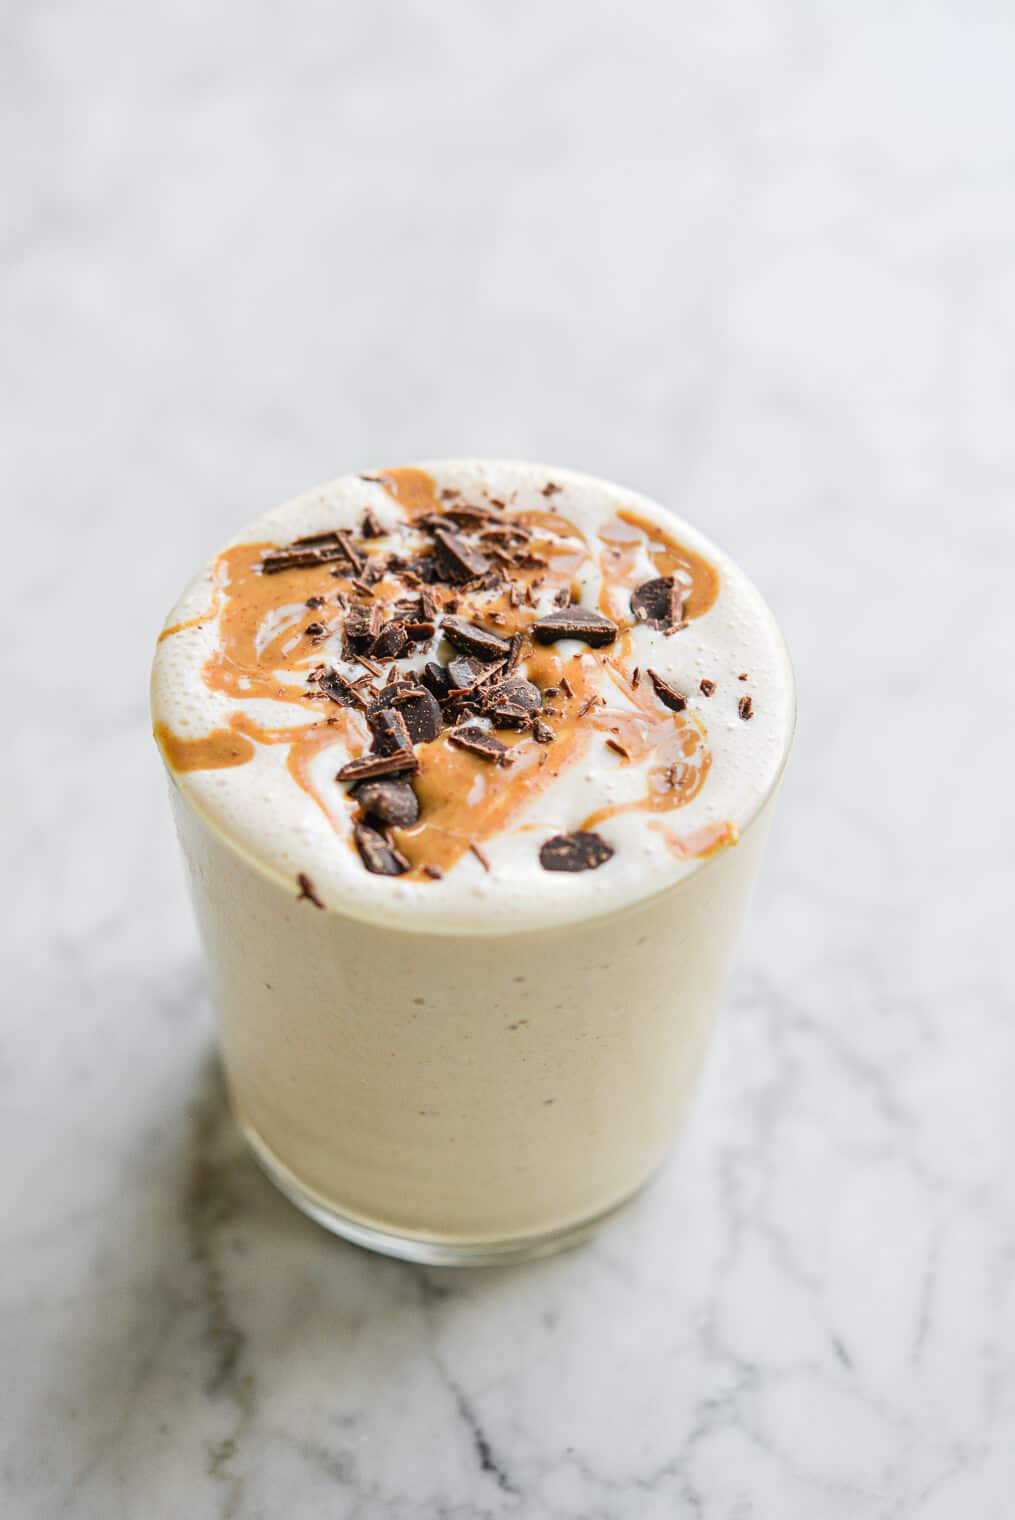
(2, 1), (1014, 1516)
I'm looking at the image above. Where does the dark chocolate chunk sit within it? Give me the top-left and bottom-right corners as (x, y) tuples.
(420, 585), (440, 621)
(319, 670), (370, 709)
(421, 661), (451, 700)
(352, 778), (420, 828)
(530, 607), (618, 648)
(344, 603), (383, 653)
(533, 719), (556, 744)
(371, 621), (408, 659)
(354, 821), (409, 876)
(538, 831), (614, 873)
(484, 677), (542, 716)
(487, 703), (530, 728)
(441, 616), (512, 661)
(447, 725), (509, 763)
(432, 528), (490, 584)
(387, 685), (443, 744)
(336, 748), (419, 782)
(630, 576), (686, 630)
(447, 655), (487, 692)
(369, 706), (414, 756)
(738, 695), (754, 720)
(646, 670), (688, 713)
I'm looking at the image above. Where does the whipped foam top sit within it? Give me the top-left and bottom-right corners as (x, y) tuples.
(152, 461), (794, 932)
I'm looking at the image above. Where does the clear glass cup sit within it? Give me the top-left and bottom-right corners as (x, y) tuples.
(163, 754), (791, 1265)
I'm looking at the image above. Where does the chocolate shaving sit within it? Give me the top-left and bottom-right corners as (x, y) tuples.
(533, 719), (556, 744)
(334, 530), (365, 575)
(469, 841), (491, 872)
(336, 749), (419, 782)
(699, 678), (716, 697)
(354, 822), (409, 877)
(739, 672), (749, 681)
(541, 482), (561, 497)
(305, 596), (326, 609)
(441, 616), (511, 661)
(352, 778), (420, 828)
(304, 621), (327, 638)
(559, 674), (574, 698)
(646, 670), (688, 713)
(447, 725), (509, 764)
(403, 620), (437, 644)
(630, 576), (687, 630)
(531, 607), (618, 648)
(432, 528), (490, 584)
(538, 831), (613, 873)
(605, 737), (631, 759)
(738, 695), (754, 720)
(296, 872), (324, 908)
(361, 508), (385, 538)
(261, 542), (351, 574)
(422, 865), (444, 880)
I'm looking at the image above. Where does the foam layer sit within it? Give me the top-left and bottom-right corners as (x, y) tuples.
(151, 461), (795, 932)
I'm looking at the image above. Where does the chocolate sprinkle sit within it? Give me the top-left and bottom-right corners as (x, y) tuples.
(646, 670), (688, 713)
(538, 831), (614, 873)
(447, 725), (509, 763)
(441, 616), (512, 661)
(530, 607), (618, 648)
(354, 822), (409, 876)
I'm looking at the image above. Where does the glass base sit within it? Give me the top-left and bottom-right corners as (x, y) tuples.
(241, 1119), (649, 1266)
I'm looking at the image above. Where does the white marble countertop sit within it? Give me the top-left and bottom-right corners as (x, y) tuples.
(4, 4), (1013, 1516)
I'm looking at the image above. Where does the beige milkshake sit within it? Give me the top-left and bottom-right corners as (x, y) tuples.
(152, 462), (794, 1263)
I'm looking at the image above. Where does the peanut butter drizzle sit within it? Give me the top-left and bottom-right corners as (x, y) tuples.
(153, 721), (255, 772)
(372, 465), (444, 519)
(157, 466), (725, 875)
(654, 819), (739, 859)
(598, 511), (719, 624)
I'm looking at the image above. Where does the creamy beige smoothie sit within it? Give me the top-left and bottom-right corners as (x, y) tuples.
(152, 462), (794, 1263)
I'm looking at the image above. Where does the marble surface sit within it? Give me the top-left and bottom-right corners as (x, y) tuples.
(3, 3), (1014, 1515)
